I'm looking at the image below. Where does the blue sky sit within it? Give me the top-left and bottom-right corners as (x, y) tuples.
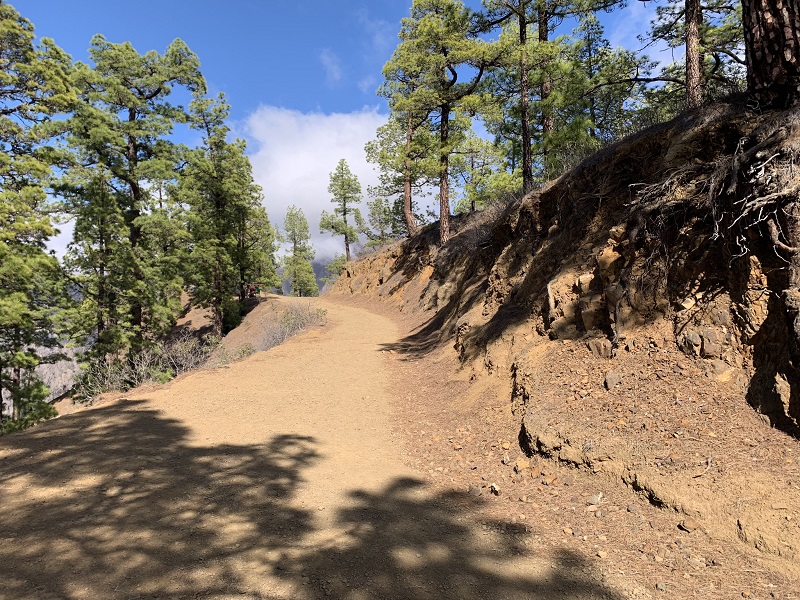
(13, 0), (411, 118)
(13, 0), (660, 259)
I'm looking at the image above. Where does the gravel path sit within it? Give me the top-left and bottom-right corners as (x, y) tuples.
(0, 296), (627, 600)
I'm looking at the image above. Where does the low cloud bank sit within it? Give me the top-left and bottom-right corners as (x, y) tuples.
(246, 105), (387, 260)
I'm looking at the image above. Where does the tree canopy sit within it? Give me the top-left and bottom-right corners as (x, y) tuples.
(283, 206), (318, 297)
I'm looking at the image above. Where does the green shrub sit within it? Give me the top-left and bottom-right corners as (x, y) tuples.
(2, 401), (58, 435)
(222, 298), (243, 333)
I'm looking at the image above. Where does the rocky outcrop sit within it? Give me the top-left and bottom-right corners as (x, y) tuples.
(335, 102), (800, 433)
(332, 102), (800, 575)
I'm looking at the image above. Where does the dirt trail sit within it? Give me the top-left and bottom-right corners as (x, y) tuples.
(0, 296), (629, 600)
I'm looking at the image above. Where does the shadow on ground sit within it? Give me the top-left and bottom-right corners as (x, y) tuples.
(0, 401), (316, 600)
(0, 402), (622, 599)
(289, 477), (623, 600)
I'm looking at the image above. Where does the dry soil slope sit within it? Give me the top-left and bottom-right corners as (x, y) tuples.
(333, 102), (800, 589)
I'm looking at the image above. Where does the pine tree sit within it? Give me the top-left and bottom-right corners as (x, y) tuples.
(177, 94), (279, 335)
(321, 253), (347, 287)
(480, 0), (624, 184)
(386, 0), (499, 244)
(0, 3), (73, 429)
(364, 118), (437, 237)
(377, 47), (440, 237)
(480, 0), (538, 191)
(59, 176), (135, 363)
(360, 197), (399, 247)
(282, 206), (318, 297)
(647, 0), (744, 110)
(64, 35), (205, 362)
(320, 159), (364, 261)
(538, 13), (653, 172)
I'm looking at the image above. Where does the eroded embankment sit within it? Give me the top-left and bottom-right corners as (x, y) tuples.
(332, 101), (800, 577)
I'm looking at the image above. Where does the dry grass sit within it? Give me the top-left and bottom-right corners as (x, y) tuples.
(76, 301), (328, 401)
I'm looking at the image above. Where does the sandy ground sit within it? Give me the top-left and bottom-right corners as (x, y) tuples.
(0, 296), (631, 600)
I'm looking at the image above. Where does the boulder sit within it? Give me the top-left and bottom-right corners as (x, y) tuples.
(587, 337), (613, 359)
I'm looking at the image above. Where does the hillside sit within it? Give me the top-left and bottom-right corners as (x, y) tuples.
(4, 100), (800, 599)
(332, 101), (800, 587)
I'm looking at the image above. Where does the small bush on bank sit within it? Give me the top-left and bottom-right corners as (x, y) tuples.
(75, 333), (220, 402)
(76, 301), (326, 400)
(253, 302), (327, 352)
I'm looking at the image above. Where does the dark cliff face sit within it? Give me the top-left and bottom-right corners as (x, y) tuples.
(35, 346), (82, 403)
(333, 101), (800, 434)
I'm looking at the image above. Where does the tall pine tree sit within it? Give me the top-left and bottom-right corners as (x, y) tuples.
(282, 206), (318, 297)
(386, 0), (499, 244)
(0, 3), (73, 429)
(320, 159), (364, 261)
(177, 94), (278, 336)
(364, 118), (437, 237)
(63, 36), (205, 363)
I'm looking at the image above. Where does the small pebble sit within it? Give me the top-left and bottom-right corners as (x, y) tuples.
(656, 582), (667, 592)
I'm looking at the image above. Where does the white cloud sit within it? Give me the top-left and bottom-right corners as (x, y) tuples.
(319, 48), (343, 86)
(356, 10), (396, 58)
(245, 105), (387, 260)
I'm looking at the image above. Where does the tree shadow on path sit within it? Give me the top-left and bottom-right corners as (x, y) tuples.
(286, 477), (624, 600)
(1, 403), (624, 599)
(0, 400), (318, 599)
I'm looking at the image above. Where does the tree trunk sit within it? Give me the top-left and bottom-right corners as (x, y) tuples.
(519, 9), (534, 193)
(0, 363), (5, 425)
(11, 365), (20, 421)
(126, 120), (144, 350)
(403, 115), (420, 237)
(97, 231), (108, 342)
(439, 105), (451, 245)
(685, 0), (703, 109)
(10, 326), (20, 422)
(344, 215), (352, 262)
(213, 261), (223, 338)
(742, 0), (800, 107)
(538, 6), (554, 177)
(238, 234), (247, 304)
